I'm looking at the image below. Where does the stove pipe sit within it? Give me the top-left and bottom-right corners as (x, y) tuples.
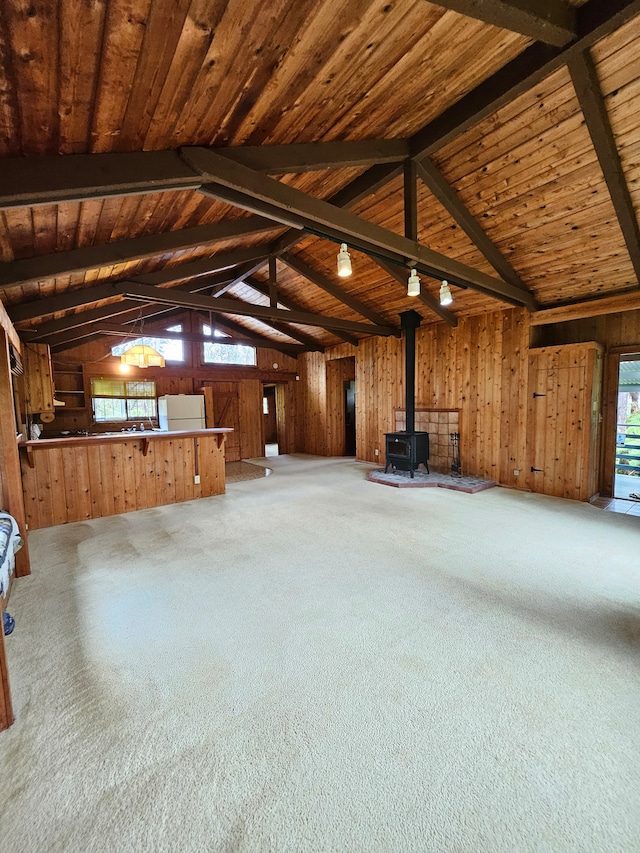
(399, 310), (422, 433)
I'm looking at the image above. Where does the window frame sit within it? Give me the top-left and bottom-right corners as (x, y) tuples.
(90, 377), (158, 425)
(200, 323), (257, 368)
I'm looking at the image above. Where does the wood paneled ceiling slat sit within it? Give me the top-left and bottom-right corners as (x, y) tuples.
(1, 0), (639, 334)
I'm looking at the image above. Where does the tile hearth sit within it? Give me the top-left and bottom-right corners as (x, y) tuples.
(368, 468), (495, 493)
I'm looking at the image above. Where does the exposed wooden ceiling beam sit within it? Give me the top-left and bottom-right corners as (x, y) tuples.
(219, 139), (408, 173)
(197, 313), (318, 355)
(409, 0), (640, 160)
(403, 160), (418, 242)
(182, 147), (536, 310)
(0, 217), (276, 290)
(23, 303), (178, 346)
(15, 268), (243, 335)
(2, 1), (634, 222)
(279, 252), (395, 329)
(209, 258), (268, 298)
(133, 246), (268, 286)
(415, 159), (529, 290)
(47, 311), (308, 358)
(427, 0), (576, 47)
(267, 0), (640, 268)
(568, 48), (640, 283)
(0, 151), (201, 209)
(244, 276), (359, 347)
(0, 142), (406, 210)
(115, 281), (399, 337)
(96, 323), (308, 355)
(530, 289), (640, 325)
(374, 259), (458, 327)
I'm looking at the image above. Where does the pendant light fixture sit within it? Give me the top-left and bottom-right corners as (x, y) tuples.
(118, 311), (166, 369)
(120, 344), (166, 369)
(407, 268), (420, 297)
(337, 243), (352, 277)
(439, 280), (453, 306)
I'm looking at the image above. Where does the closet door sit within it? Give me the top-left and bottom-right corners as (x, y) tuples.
(527, 343), (603, 501)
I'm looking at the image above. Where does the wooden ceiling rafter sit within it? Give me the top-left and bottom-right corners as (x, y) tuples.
(182, 147), (537, 310)
(243, 276), (358, 348)
(15, 267), (252, 336)
(1, 0), (640, 341)
(95, 323), (308, 356)
(278, 252), (395, 330)
(567, 47), (640, 283)
(218, 139), (409, 173)
(427, 0), (577, 47)
(114, 281), (397, 338)
(374, 259), (459, 327)
(197, 312), (319, 356)
(415, 158), (529, 291)
(0, 216), (277, 291)
(409, 0), (640, 160)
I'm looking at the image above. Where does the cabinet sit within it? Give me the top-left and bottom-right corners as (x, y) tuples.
(22, 343), (54, 414)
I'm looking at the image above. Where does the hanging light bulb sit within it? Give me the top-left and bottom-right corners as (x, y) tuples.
(439, 280), (453, 306)
(407, 268), (420, 297)
(337, 243), (352, 277)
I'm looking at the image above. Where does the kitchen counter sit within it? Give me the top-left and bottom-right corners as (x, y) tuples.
(19, 428), (234, 529)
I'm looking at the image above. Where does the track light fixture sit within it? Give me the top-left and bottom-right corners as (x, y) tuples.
(337, 243), (352, 277)
(407, 268), (420, 297)
(439, 280), (453, 306)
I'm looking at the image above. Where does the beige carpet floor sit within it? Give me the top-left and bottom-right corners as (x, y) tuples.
(1, 454), (640, 852)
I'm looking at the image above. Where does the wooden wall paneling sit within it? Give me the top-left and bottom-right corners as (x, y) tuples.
(0, 328), (30, 577)
(239, 379), (263, 459)
(601, 350), (621, 498)
(113, 442), (129, 516)
(526, 343), (602, 501)
(588, 346), (604, 500)
(64, 443), (92, 522)
(325, 360), (344, 457)
(295, 352), (327, 456)
(0, 619), (12, 729)
(207, 381), (241, 461)
(85, 443), (102, 517)
(161, 438), (177, 505)
(199, 436), (225, 497)
(201, 386), (215, 428)
(275, 381), (295, 454)
(20, 435), (227, 528)
(121, 441), (138, 514)
(22, 342), (54, 414)
(325, 357), (356, 457)
(352, 335), (404, 462)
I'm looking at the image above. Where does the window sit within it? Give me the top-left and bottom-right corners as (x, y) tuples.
(111, 324), (185, 362)
(202, 323), (256, 366)
(91, 378), (157, 423)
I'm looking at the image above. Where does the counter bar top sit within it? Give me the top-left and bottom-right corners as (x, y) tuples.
(21, 427), (233, 450)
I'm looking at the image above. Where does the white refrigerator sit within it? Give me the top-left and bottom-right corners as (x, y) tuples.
(157, 395), (206, 431)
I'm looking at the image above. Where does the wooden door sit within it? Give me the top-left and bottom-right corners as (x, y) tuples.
(527, 344), (602, 501)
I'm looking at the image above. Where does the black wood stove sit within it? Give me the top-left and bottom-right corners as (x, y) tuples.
(384, 310), (430, 478)
(384, 431), (430, 477)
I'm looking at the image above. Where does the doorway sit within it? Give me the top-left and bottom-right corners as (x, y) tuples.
(262, 382), (291, 457)
(325, 356), (356, 457)
(262, 384), (278, 456)
(614, 354), (640, 498)
(344, 379), (356, 456)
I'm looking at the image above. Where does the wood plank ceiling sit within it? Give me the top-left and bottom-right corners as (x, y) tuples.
(0, 0), (639, 353)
